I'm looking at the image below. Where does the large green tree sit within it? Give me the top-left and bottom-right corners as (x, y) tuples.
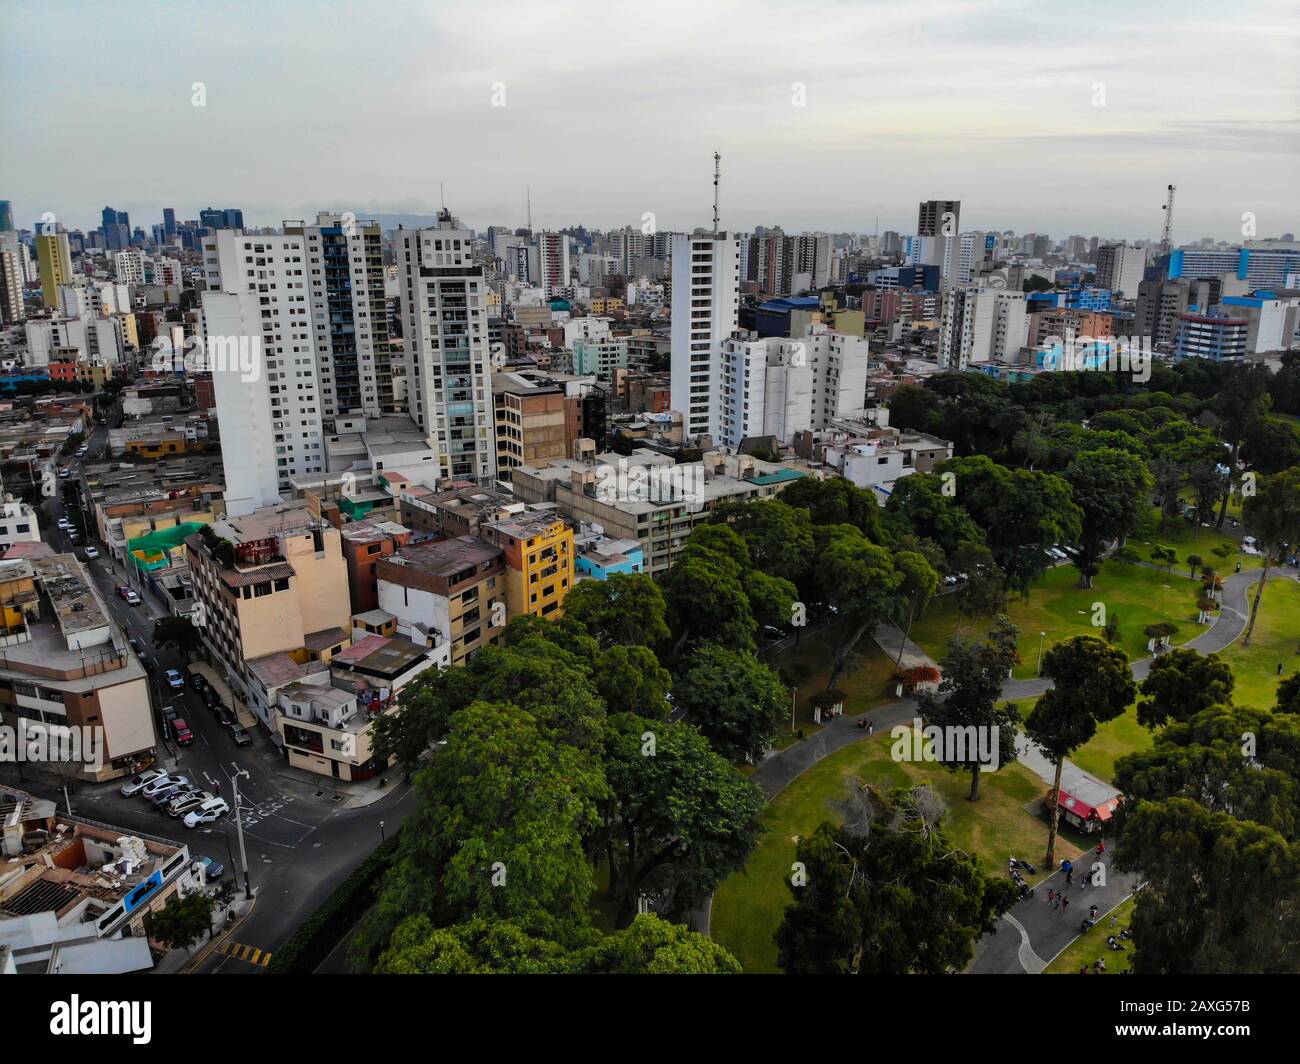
(1242, 467), (1300, 645)
(1024, 636), (1136, 867)
(673, 645), (787, 763)
(917, 617), (1022, 800)
(601, 714), (765, 925)
(1062, 447), (1153, 588)
(561, 572), (670, 648)
(1136, 647), (1234, 730)
(774, 789), (1017, 974)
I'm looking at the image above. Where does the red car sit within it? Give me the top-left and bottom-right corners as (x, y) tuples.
(173, 718), (194, 746)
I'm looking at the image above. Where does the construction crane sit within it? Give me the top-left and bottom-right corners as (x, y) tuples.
(1160, 184), (1176, 256)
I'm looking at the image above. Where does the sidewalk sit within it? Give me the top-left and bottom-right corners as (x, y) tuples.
(967, 842), (1140, 974)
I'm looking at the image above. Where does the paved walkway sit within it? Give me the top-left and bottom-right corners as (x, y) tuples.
(703, 561), (1290, 967)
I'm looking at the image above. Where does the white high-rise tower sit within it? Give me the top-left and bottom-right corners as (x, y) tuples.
(394, 209), (497, 483)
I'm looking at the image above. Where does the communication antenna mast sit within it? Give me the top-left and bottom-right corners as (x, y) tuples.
(1160, 184), (1176, 256)
(526, 188), (533, 235)
(712, 152), (721, 233)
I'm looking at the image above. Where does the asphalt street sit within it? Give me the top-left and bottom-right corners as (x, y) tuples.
(0, 403), (420, 974)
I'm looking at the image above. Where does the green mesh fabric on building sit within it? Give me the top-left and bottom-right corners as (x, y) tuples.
(127, 522), (207, 571)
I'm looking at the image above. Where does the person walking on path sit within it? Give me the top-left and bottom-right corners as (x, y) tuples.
(1061, 896), (1069, 915)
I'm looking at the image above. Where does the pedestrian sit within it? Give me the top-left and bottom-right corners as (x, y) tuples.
(1047, 888), (1055, 904)
(1061, 896), (1069, 914)
(1110, 914), (1118, 928)
(1066, 867), (1073, 886)
(1235, 561), (1242, 573)
(867, 722), (873, 735)
(1094, 958), (1106, 974)
(1089, 904), (1098, 920)
(1280, 663), (1286, 676)
(1080, 965), (1089, 975)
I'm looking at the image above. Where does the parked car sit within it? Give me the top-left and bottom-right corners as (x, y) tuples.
(172, 718), (194, 745)
(198, 856), (225, 881)
(128, 637), (144, 654)
(58, 467), (70, 478)
(165, 669), (185, 690)
(83, 547), (99, 560)
(142, 658), (156, 674)
(190, 672), (207, 692)
(116, 585), (141, 605)
(120, 768), (166, 797)
(760, 624), (785, 641)
(184, 797), (230, 827)
(218, 706), (236, 729)
(149, 784), (197, 808)
(202, 686), (219, 707)
(167, 791), (216, 818)
(140, 773), (189, 799)
(162, 704), (181, 723)
(57, 518), (72, 530)
(230, 726), (252, 747)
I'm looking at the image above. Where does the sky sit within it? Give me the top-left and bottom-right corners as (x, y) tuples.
(2, 0), (1297, 242)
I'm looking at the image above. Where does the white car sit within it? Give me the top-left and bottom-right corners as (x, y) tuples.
(120, 769), (166, 797)
(140, 773), (190, 799)
(84, 547), (100, 560)
(57, 518), (72, 530)
(184, 797), (230, 827)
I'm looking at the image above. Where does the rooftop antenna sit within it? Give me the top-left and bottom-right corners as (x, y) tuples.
(526, 188), (533, 235)
(440, 182), (445, 210)
(1160, 183), (1176, 256)
(712, 152), (721, 233)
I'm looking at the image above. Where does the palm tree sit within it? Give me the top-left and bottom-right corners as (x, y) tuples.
(1241, 469), (1300, 646)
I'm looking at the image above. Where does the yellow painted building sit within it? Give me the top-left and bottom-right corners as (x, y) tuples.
(482, 511), (574, 620)
(36, 233), (73, 308)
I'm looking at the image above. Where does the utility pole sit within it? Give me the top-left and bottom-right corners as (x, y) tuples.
(231, 768), (252, 900)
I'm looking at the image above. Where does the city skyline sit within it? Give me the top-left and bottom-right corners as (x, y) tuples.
(1, 0), (1296, 241)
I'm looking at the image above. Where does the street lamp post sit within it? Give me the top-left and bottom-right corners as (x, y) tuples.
(231, 768), (253, 900)
(1037, 631), (1046, 677)
(379, 820), (386, 843)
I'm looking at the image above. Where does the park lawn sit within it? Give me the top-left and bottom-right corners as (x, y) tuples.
(1043, 896), (1136, 975)
(1070, 704), (1154, 783)
(1217, 573), (1300, 710)
(1131, 506), (1262, 571)
(910, 560), (1207, 679)
(765, 622), (898, 735)
(710, 732), (1087, 974)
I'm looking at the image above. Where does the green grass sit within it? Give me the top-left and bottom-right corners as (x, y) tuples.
(910, 560), (1208, 679)
(1217, 573), (1300, 710)
(710, 732), (1088, 974)
(1132, 506), (1262, 571)
(1070, 704), (1154, 783)
(765, 623), (898, 735)
(1044, 896), (1136, 974)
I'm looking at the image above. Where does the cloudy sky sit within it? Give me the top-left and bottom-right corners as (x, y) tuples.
(2, 0), (1296, 241)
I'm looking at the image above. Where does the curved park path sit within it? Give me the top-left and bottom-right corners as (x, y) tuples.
(698, 562), (1289, 972)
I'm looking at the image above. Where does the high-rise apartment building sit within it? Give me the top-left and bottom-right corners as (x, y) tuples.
(1095, 243), (1146, 297)
(202, 228), (326, 514)
(532, 231), (571, 297)
(284, 213), (395, 418)
(0, 248), (23, 324)
(718, 323), (870, 448)
(394, 209), (497, 483)
(939, 287), (1028, 369)
(36, 231), (73, 308)
(917, 199), (961, 287)
(101, 206), (130, 251)
(671, 230), (741, 444)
